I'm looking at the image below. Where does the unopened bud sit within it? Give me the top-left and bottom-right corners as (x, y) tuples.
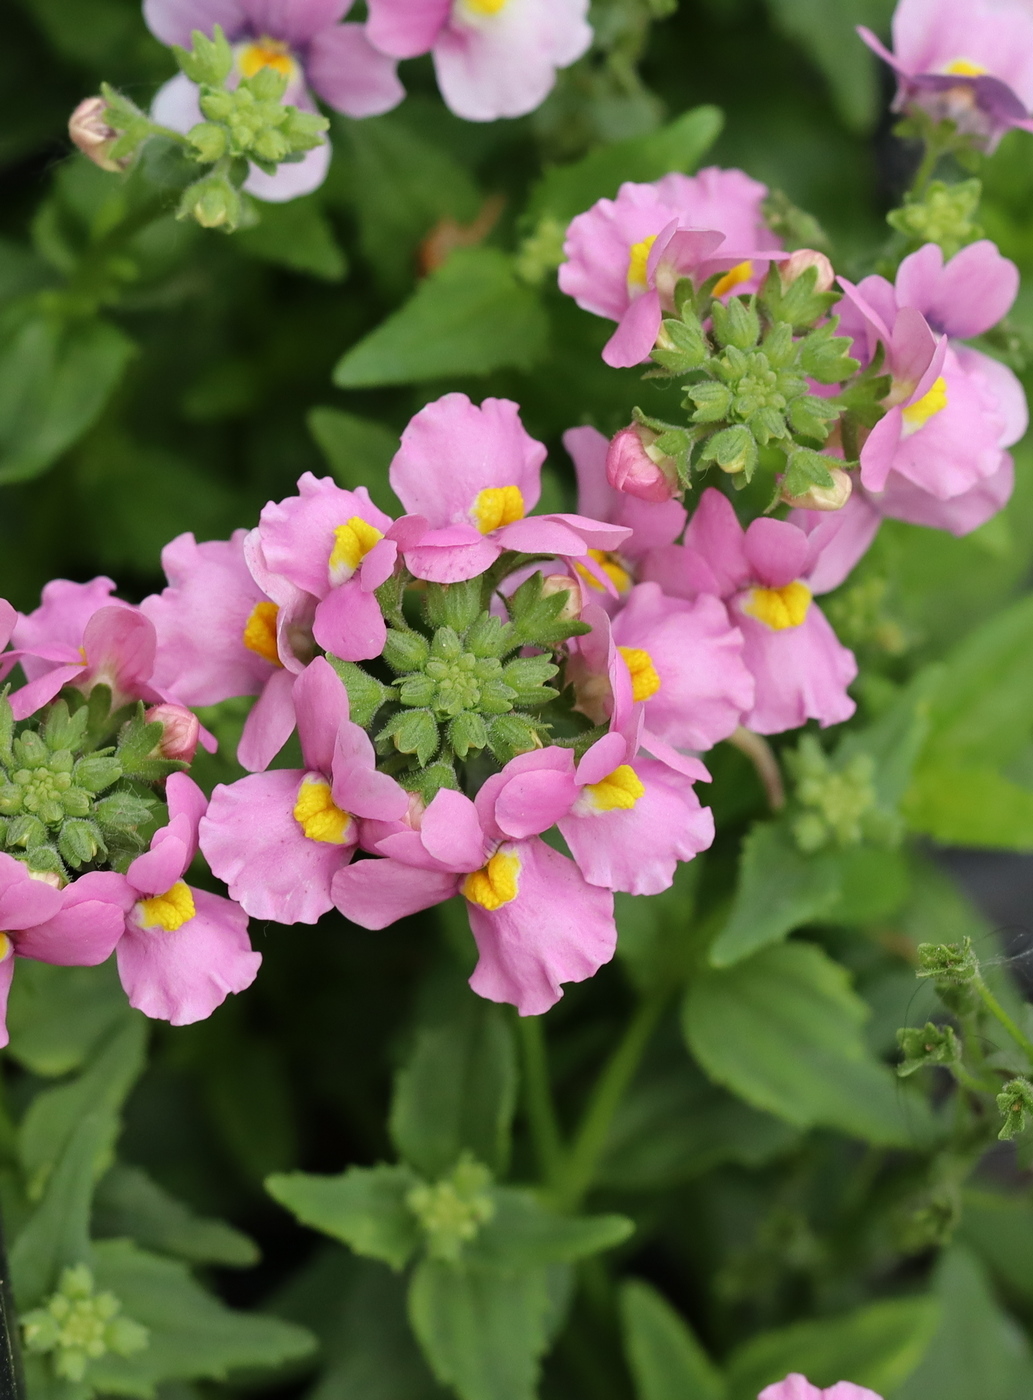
(541, 574), (582, 622)
(606, 426), (678, 503)
(69, 97), (127, 173)
(782, 466), (853, 512)
(145, 704), (200, 763)
(179, 173), (241, 231)
(780, 248), (835, 294)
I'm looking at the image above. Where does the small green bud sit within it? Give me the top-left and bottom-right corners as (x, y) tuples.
(173, 24), (233, 86)
(464, 612), (509, 659)
(246, 65), (290, 102)
(326, 657), (391, 730)
(93, 791), (154, 830)
(486, 715), (542, 763)
(15, 732), (49, 769)
(26, 846), (66, 879)
(700, 425), (758, 479)
(514, 216), (566, 287)
(896, 1022), (961, 1077)
(429, 627), (463, 664)
(997, 1077), (1033, 1141)
(378, 710), (439, 768)
(0, 693), (12, 765)
(687, 381), (734, 424)
(406, 1155), (495, 1263)
(187, 121), (229, 162)
(0, 784), (23, 816)
(396, 674), (437, 708)
(799, 319), (858, 385)
(402, 761), (460, 804)
(178, 172), (243, 231)
(21, 1264), (149, 1383)
(7, 815), (46, 849)
(73, 755), (122, 794)
(425, 580), (482, 634)
(651, 316), (708, 373)
(917, 937), (979, 986)
(58, 819), (106, 869)
(887, 178), (982, 259)
(383, 629), (431, 675)
(502, 655), (559, 707)
(448, 712), (488, 759)
(710, 296), (761, 351)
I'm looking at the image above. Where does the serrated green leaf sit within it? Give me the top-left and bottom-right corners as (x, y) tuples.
(93, 1165), (259, 1268)
(267, 1165), (421, 1270)
(5, 960), (130, 1077)
(468, 1189), (632, 1270)
(235, 195), (347, 281)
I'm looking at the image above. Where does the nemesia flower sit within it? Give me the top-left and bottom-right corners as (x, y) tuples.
(365, 0), (592, 122)
(759, 1375), (883, 1400)
(0, 855), (127, 1046)
(142, 531), (313, 772)
(643, 488), (863, 734)
(145, 703), (202, 763)
(199, 657), (409, 924)
(331, 787), (616, 1015)
(388, 395), (631, 584)
(858, 0), (1033, 151)
(558, 169), (782, 368)
(606, 424), (679, 503)
(114, 773), (260, 1025)
(145, 0), (404, 200)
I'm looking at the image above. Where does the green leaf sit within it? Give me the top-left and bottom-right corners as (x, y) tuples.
(308, 406), (400, 514)
(408, 1257), (551, 1400)
(0, 309), (135, 483)
(86, 1239), (315, 1396)
(904, 763), (1033, 849)
(266, 1164), (421, 1271)
(684, 941), (926, 1143)
(19, 1018), (148, 1202)
(235, 195), (347, 281)
(468, 1189), (633, 1269)
(528, 106), (724, 225)
(390, 1000), (518, 1179)
(614, 859), (704, 994)
(333, 248), (548, 388)
(820, 845), (910, 926)
(621, 1279), (725, 1400)
(894, 1247), (1033, 1400)
(763, 0), (891, 131)
(726, 1294), (938, 1400)
(958, 1190), (1033, 1306)
(93, 1165), (259, 1268)
(5, 960), (130, 1077)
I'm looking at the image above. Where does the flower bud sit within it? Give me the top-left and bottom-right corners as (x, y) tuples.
(68, 97), (127, 173)
(781, 466), (853, 512)
(540, 574), (582, 622)
(145, 704), (200, 763)
(780, 248), (835, 294)
(606, 426), (678, 503)
(179, 173), (242, 231)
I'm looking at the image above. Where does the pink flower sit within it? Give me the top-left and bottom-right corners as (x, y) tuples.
(331, 787), (616, 1016)
(0, 598), (18, 682)
(839, 246), (1026, 532)
(558, 169), (781, 368)
(759, 1375), (883, 1400)
(115, 773), (260, 1025)
(252, 476), (398, 663)
(199, 657), (408, 924)
(643, 488), (864, 734)
(145, 0), (404, 201)
(389, 395), (630, 584)
(0, 856), (127, 1046)
(480, 739), (714, 896)
(606, 424), (679, 503)
(142, 531), (312, 772)
(365, 0), (592, 122)
(144, 703), (202, 763)
(858, 0), (1033, 150)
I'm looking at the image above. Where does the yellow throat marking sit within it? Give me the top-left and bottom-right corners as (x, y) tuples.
(943, 59), (988, 76)
(138, 881), (196, 933)
(901, 376), (948, 436)
(744, 581), (812, 631)
(329, 516), (385, 584)
(463, 0), (511, 12)
(238, 37), (296, 79)
(583, 765), (646, 813)
(294, 778), (352, 845)
(462, 849), (521, 911)
(618, 646), (662, 702)
(712, 261), (754, 298)
(472, 485), (525, 535)
(243, 601), (283, 667)
(627, 235), (657, 294)
(575, 549), (632, 594)
(0, 933), (11, 963)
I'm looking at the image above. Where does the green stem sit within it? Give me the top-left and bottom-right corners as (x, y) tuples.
(974, 976), (1033, 1063)
(910, 140), (943, 200)
(517, 1013), (564, 1188)
(554, 991), (667, 1212)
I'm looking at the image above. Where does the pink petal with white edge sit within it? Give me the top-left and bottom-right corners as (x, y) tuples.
(306, 23), (405, 115)
(332, 857), (459, 928)
(365, 0), (450, 58)
(238, 667), (297, 772)
(294, 656), (351, 776)
(17, 873), (131, 967)
(119, 887), (260, 1025)
(735, 602), (857, 735)
(467, 838), (616, 1017)
(313, 582), (387, 662)
(200, 769), (354, 923)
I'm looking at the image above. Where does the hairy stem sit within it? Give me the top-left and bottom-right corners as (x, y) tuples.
(974, 975), (1033, 1063)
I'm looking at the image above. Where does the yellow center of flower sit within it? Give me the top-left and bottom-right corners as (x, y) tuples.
(243, 601), (283, 667)
(943, 59), (988, 77)
(583, 765), (646, 813)
(329, 516), (385, 585)
(472, 486), (525, 534)
(712, 261), (754, 298)
(137, 881), (196, 933)
(462, 0), (511, 12)
(618, 646), (662, 702)
(462, 848), (521, 911)
(0, 933), (11, 963)
(293, 778), (352, 845)
(901, 376), (948, 436)
(238, 37), (296, 79)
(627, 235), (657, 294)
(744, 581), (812, 631)
(574, 549), (632, 594)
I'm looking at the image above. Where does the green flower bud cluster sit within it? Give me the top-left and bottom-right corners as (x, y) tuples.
(21, 1265), (149, 1382)
(887, 178), (983, 260)
(332, 571), (589, 802)
(639, 263), (858, 500)
(785, 734), (893, 853)
(190, 67), (327, 170)
(406, 1155), (496, 1263)
(823, 576), (908, 657)
(0, 692), (179, 880)
(896, 1022), (961, 1078)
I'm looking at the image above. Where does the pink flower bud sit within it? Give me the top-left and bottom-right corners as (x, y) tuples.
(541, 574), (582, 622)
(782, 466), (853, 512)
(780, 249), (835, 294)
(145, 704), (201, 763)
(606, 425), (678, 503)
(68, 97), (127, 174)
